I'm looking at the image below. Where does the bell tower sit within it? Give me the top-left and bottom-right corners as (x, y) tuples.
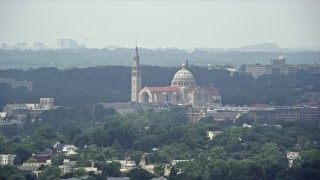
(131, 46), (141, 102)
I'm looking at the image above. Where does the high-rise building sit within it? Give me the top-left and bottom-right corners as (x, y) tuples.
(57, 39), (84, 49)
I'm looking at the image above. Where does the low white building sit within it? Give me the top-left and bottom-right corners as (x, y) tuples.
(62, 145), (79, 156)
(287, 151), (300, 167)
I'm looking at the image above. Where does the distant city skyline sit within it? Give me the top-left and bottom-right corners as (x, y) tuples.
(0, 0), (320, 49)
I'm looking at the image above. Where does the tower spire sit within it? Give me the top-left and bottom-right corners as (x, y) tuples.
(131, 46), (141, 102)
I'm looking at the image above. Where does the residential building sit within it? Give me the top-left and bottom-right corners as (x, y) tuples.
(0, 154), (16, 166)
(59, 159), (77, 174)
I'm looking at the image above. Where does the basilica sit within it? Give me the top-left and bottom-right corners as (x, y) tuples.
(131, 47), (221, 108)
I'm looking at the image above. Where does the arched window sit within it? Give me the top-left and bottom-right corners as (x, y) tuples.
(176, 94), (180, 101)
(197, 93), (202, 101)
(166, 94), (170, 101)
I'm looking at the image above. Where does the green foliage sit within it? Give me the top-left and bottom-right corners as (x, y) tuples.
(0, 100), (320, 179)
(38, 166), (61, 180)
(0, 166), (35, 180)
(127, 168), (155, 180)
(2, 65), (320, 110)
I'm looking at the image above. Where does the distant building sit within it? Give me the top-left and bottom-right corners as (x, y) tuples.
(40, 98), (54, 109)
(187, 108), (206, 123)
(33, 42), (50, 50)
(248, 107), (320, 121)
(101, 102), (170, 115)
(132, 46), (221, 108)
(57, 39), (85, 49)
(3, 98), (55, 118)
(245, 55), (320, 78)
(188, 107), (243, 123)
(0, 77), (33, 91)
(12, 42), (28, 50)
(0, 154), (16, 166)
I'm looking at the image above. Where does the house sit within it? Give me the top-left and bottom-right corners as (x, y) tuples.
(59, 159), (77, 174)
(74, 162), (101, 174)
(53, 141), (78, 156)
(22, 154), (52, 167)
(207, 131), (223, 140)
(62, 145), (79, 156)
(287, 151), (300, 168)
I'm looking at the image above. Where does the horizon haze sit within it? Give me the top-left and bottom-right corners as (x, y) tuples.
(1, 0), (320, 49)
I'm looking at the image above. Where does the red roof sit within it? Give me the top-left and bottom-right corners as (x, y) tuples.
(188, 86), (221, 96)
(303, 102), (319, 107)
(147, 86), (180, 93)
(33, 155), (51, 163)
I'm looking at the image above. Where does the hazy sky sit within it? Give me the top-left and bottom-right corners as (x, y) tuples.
(0, 0), (320, 49)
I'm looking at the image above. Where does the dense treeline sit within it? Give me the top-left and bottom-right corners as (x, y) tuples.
(1, 49), (320, 69)
(1, 65), (320, 109)
(0, 105), (320, 179)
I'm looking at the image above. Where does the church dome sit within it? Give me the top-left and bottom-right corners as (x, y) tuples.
(171, 65), (196, 88)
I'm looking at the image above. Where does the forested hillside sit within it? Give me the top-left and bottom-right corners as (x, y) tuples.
(1, 65), (320, 109)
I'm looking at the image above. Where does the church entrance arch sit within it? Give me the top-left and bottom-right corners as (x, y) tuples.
(141, 92), (150, 103)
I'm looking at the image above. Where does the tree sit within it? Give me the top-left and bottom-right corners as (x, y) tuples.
(127, 168), (154, 180)
(253, 143), (287, 179)
(38, 166), (61, 180)
(14, 145), (33, 165)
(130, 151), (142, 165)
(102, 162), (121, 177)
(51, 154), (66, 166)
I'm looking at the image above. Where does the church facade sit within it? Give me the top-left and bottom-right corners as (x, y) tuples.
(131, 47), (221, 108)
